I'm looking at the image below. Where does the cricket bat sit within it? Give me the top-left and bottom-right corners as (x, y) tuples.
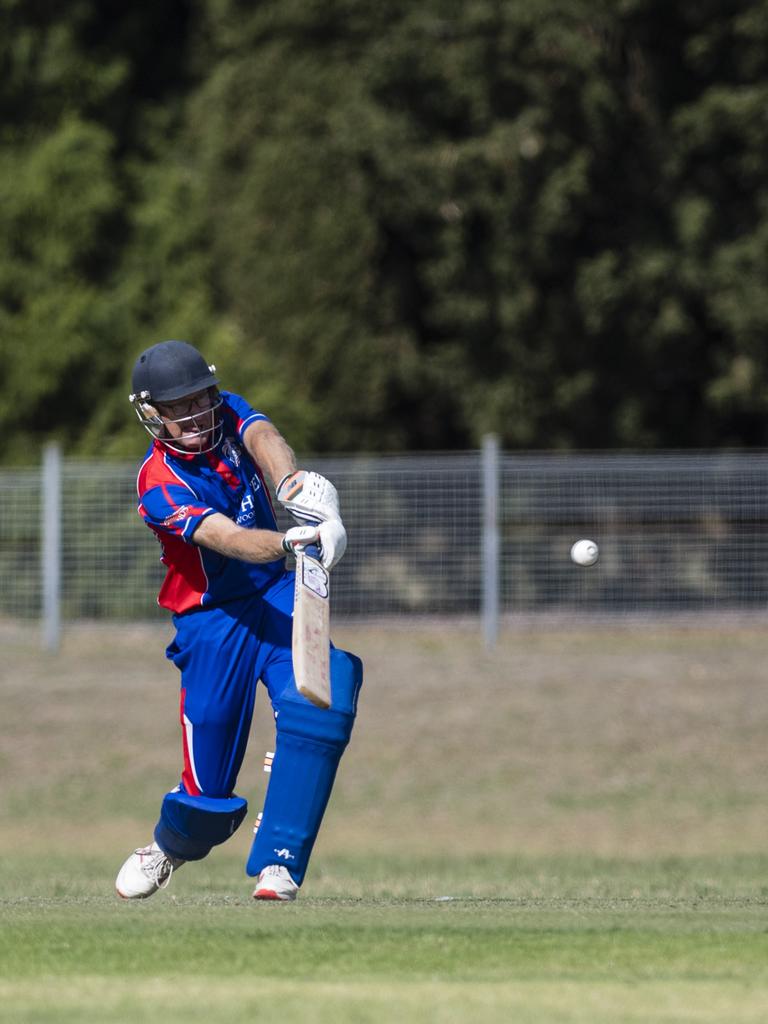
(293, 536), (331, 709)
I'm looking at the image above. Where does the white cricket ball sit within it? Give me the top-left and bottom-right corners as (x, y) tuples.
(570, 539), (599, 567)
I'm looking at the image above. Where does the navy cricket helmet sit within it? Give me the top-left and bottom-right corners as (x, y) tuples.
(130, 339), (219, 403)
(129, 340), (223, 454)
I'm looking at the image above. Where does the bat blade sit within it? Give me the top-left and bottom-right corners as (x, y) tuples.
(292, 548), (331, 708)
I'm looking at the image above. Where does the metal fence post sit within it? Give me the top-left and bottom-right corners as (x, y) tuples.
(481, 434), (500, 648)
(41, 441), (62, 651)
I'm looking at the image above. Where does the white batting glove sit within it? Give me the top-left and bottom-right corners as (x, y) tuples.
(282, 519), (347, 570)
(277, 470), (340, 525)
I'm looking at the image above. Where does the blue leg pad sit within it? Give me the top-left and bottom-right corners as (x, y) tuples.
(155, 790), (248, 861)
(246, 650), (363, 884)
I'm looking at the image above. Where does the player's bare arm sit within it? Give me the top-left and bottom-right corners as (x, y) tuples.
(244, 420), (342, 526)
(192, 511), (347, 570)
(192, 513), (285, 563)
(243, 420), (297, 488)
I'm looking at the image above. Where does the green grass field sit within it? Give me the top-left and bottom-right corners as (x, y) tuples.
(1, 619), (767, 1022)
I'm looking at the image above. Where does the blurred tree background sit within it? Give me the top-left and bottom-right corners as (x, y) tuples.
(1, 0), (767, 462)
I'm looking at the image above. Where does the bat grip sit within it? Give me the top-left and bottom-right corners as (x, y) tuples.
(303, 518), (321, 562)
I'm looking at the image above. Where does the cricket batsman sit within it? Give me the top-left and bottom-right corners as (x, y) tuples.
(115, 340), (363, 902)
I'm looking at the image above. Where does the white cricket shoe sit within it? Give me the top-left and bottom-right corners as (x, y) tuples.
(115, 841), (185, 899)
(252, 864), (299, 902)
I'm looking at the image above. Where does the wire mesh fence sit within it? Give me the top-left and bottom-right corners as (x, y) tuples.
(500, 451), (768, 613)
(0, 468), (43, 620)
(3, 446), (768, 631)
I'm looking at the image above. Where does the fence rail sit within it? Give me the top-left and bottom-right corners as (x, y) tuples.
(3, 444), (768, 646)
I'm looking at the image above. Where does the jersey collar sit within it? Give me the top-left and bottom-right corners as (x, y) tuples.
(153, 438), (207, 462)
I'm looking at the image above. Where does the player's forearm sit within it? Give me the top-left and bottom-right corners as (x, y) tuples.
(243, 422), (297, 489)
(192, 513), (285, 563)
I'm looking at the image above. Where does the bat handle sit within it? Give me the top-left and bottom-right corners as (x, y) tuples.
(303, 518), (321, 562)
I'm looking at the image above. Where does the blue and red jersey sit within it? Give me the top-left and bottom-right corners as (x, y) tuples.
(136, 391), (285, 614)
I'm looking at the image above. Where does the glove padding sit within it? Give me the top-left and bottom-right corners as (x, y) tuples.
(277, 470), (340, 525)
(282, 519), (347, 570)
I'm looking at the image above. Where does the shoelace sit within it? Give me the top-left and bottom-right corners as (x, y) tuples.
(261, 865), (290, 880)
(136, 847), (176, 889)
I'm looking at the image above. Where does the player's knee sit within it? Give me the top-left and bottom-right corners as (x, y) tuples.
(275, 649), (361, 748)
(277, 699), (352, 749)
(154, 789), (248, 861)
(182, 702), (237, 730)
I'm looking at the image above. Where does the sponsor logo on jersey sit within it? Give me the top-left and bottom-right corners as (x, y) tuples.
(163, 505), (190, 526)
(236, 493), (255, 526)
(222, 438), (241, 467)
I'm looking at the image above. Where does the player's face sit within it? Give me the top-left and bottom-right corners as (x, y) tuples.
(157, 388), (219, 451)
